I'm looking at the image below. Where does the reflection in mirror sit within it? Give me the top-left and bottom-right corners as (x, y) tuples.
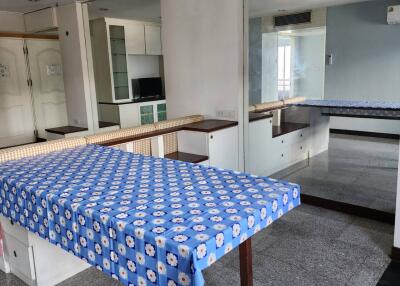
(88, 0), (165, 129)
(247, 0), (399, 217)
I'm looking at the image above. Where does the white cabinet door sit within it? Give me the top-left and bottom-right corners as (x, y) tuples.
(0, 38), (35, 148)
(208, 127), (239, 171)
(26, 39), (68, 139)
(145, 25), (162, 55)
(125, 23), (145, 55)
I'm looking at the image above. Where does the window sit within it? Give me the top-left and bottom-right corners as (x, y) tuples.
(277, 44), (292, 100)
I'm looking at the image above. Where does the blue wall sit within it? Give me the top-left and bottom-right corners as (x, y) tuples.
(325, 0), (400, 103)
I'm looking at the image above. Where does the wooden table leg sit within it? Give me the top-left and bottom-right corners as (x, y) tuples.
(239, 238), (253, 286)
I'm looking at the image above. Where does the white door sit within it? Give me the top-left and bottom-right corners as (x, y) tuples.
(26, 39), (68, 139)
(0, 38), (35, 148)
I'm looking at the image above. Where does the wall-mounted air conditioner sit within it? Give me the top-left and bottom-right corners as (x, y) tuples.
(387, 5), (400, 24)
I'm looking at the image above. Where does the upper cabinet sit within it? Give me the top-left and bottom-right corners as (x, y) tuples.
(91, 18), (163, 104)
(125, 22), (146, 55)
(145, 25), (162, 55)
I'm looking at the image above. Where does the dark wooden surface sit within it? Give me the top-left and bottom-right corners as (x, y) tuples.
(239, 238), (253, 286)
(301, 194), (395, 224)
(0, 32), (58, 40)
(100, 120), (238, 147)
(272, 122), (309, 138)
(249, 112), (273, 122)
(322, 112), (400, 120)
(182, 119), (238, 132)
(164, 152), (208, 163)
(330, 129), (400, 140)
(99, 97), (165, 105)
(45, 126), (88, 135)
(99, 121), (119, 128)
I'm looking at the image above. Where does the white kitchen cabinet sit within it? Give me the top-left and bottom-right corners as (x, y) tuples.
(98, 99), (166, 129)
(145, 25), (162, 55)
(125, 22), (146, 55)
(0, 217), (90, 286)
(177, 125), (239, 171)
(90, 18), (163, 104)
(248, 117), (310, 176)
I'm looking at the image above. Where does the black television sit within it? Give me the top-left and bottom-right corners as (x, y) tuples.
(132, 77), (163, 101)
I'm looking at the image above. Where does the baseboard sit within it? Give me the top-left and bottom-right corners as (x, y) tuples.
(330, 129), (400, 140)
(301, 194), (395, 224)
(391, 247), (400, 262)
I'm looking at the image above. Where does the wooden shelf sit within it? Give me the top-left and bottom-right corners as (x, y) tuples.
(182, 120), (238, 133)
(45, 126), (88, 135)
(100, 119), (238, 147)
(249, 112), (273, 122)
(164, 152), (208, 164)
(99, 121), (119, 128)
(272, 122), (309, 138)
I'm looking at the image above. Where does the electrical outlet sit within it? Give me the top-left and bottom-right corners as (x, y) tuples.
(216, 110), (236, 119)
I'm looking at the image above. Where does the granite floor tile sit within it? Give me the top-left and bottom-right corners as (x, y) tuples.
(257, 236), (374, 285)
(57, 267), (122, 286)
(0, 273), (27, 286)
(262, 206), (349, 241)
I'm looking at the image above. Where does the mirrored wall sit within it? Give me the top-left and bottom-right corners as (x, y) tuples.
(246, 0), (400, 215)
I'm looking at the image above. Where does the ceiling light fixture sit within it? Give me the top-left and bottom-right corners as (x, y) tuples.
(99, 7), (109, 11)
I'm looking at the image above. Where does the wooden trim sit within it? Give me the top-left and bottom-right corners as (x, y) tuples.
(164, 152), (208, 164)
(330, 129), (400, 140)
(181, 120), (238, 133)
(301, 194), (395, 224)
(239, 238), (253, 286)
(100, 120), (239, 147)
(254, 105), (288, 113)
(0, 32), (58, 40)
(99, 97), (165, 105)
(249, 112), (273, 122)
(391, 247), (400, 262)
(45, 126), (88, 135)
(101, 127), (182, 146)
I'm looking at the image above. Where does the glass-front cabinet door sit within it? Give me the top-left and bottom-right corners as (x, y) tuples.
(140, 105), (154, 124)
(157, 103), (167, 121)
(109, 25), (130, 102)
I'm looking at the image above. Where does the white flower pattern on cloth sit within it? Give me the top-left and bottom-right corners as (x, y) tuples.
(0, 144), (300, 286)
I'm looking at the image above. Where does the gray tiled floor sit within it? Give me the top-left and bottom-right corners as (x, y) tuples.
(0, 204), (393, 286)
(0, 134), (396, 285)
(277, 134), (399, 213)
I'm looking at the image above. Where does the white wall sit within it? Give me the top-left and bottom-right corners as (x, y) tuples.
(395, 142), (400, 248)
(325, 0), (400, 134)
(0, 11), (25, 32)
(57, 3), (94, 130)
(128, 55), (161, 79)
(294, 32), (326, 100)
(161, 0), (244, 121)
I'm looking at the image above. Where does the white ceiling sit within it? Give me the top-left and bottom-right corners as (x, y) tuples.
(0, 0), (372, 20)
(0, 0), (161, 21)
(249, 0), (373, 17)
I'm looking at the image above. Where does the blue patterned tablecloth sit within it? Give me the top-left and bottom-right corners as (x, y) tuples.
(0, 145), (300, 286)
(294, 99), (400, 110)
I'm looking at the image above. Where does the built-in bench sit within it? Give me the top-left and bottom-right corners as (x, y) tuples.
(0, 115), (239, 169)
